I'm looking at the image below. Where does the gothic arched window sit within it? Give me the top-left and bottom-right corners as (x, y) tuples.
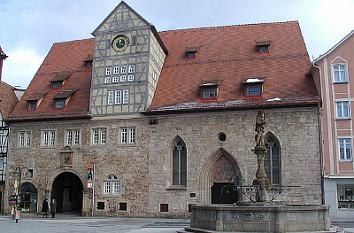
(172, 137), (187, 186)
(264, 133), (281, 185)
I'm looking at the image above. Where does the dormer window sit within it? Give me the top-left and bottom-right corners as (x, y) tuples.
(256, 41), (271, 54)
(199, 81), (219, 100)
(185, 47), (198, 59)
(83, 54), (93, 68)
(242, 78), (264, 97)
(51, 72), (71, 89)
(27, 101), (38, 111)
(53, 89), (76, 109)
(52, 81), (63, 89)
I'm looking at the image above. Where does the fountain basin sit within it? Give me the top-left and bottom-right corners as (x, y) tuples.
(188, 204), (330, 233)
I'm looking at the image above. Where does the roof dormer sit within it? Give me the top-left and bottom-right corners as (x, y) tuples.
(185, 47), (198, 59)
(51, 72), (71, 89)
(199, 81), (219, 100)
(26, 91), (47, 111)
(53, 89), (77, 109)
(256, 41), (271, 54)
(242, 77), (264, 97)
(83, 54), (93, 68)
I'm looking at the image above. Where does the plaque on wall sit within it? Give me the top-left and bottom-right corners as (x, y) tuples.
(60, 146), (73, 167)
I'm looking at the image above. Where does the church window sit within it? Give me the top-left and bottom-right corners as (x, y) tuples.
(103, 174), (121, 195)
(42, 130), (56, 147)
(115, 90), (122, 104)
(128, 65), (135, 73)
(120, 127), (136, 144)
(92, 128), (107, 145)
(122, 90), (129, 104)
(18, 131), (31, 148)
(121, 65), (127, 73)
(105, 67), (112, 75)
(172, 137), (187, 186)
(120, 75), (127, 82)
(104, 77), (111, 84)
(264, 133), (281, 185)
(65, 129), (80, 146)
(108, 91), (114, 105)
(128, 74), (135, 82)
(113, 66), (120, 74)
(112, 76), (119, 83)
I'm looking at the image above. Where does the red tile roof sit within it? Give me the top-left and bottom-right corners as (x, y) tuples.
(8, 21), (318, 121)
(0, 81), (19, 119)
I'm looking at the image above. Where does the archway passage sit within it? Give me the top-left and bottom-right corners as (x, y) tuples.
(51, 172), (83, 213)
(20, 182), (37, 213)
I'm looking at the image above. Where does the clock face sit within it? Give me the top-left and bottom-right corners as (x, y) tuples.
(112, 35), (129, 52)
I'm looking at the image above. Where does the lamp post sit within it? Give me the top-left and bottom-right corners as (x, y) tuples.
(12, 166), (29, 223)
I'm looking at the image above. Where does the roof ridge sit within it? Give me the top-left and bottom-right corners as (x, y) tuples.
(53, 37), (94, 45)
(158, 20), (298, 33)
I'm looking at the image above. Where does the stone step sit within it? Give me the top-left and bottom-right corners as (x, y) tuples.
(177, 226), (340, 233)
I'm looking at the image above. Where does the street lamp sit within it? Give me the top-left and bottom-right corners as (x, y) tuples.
(12, 166), (29, 223)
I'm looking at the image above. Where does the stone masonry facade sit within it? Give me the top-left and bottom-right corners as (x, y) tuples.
(5, 107), (321, 217)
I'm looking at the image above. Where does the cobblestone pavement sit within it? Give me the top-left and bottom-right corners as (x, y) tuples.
(0, 214), (189, 233)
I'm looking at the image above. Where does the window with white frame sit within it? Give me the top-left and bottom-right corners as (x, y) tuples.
(128, 65), (135, 73)
(108, 91), (114, 105)
(113, 66), (120, 74)
(336, 101), (350, 119)
(42, 130), (56, 147)
(66, 129), (80, 146)
(115, 90), (122, 104)
(18, 131), (31, 148)
(333, 64), (348, 83)
(105, 67), (112, 76)
(121, 65), (127, 74)
(112, 76), (119, 83)
(119, 75), (127, 82)
(103, 174), (121, 195)
(92, 128), (107, 145)
(122, 90), (129, 104)
(339, 138), (352, 161)
(128, 74), (134, 82)
(120, 127), (136, 144)
(104, 77), (111, 84)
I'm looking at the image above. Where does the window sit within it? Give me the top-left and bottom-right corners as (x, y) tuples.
(152, 71), (157, 82)
(66, 129), (80, 146)
(185, 48), (197, 59)
(42, 130), (56, 147)
(122, 90), (129, 104)
(27, 101), (38, 111)
(108, 91), (114, 105)
(128, 74), (134, 82)
(52, 81), (63, 88)
(97, 202), (105, 210)
(172, 137), (187, 186)
(160, 204), (169, 212)
(115, 90), (122, 104)
(54, 99), (65, 109)
(113, 66), (120, 74)
(118, 202), (127, 211)
(120, 127), (136, 144)
(339, 138), (352, 161)
(246, 85), (262, 96)
(112, 76), (119, 83)
(256, 41), (271, 54)
(264, 133), (281, 185)
(120, 75), (127, 82)
(201, 87), (217, 99)
(19, 131), (31, 148)
(336, 101), (350, 119)
(104, 77), (111, 84)
(103, 174), (121, 195)
(91, 128), (107, 145)
(128, 65), (135, 73)
(333, 64), (348, 83)
(121, 65), (127, 73)
(105, 67), (111, 75)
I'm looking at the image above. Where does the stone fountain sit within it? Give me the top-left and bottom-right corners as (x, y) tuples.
(182, 111), (330, 233)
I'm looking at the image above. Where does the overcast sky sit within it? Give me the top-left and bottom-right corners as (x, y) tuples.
(0, 0), (353, 89)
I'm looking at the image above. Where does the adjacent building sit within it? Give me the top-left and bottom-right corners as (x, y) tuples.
(310, 29), (354, 219)
(5, 2), (322, 217)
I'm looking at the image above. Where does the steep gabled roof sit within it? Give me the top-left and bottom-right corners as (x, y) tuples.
(314, 29), (354, 63)
(0, 81), (19, 119)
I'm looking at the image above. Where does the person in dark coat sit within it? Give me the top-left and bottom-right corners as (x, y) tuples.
(41, 199), (49, 218)
(50, 199), (57, 218)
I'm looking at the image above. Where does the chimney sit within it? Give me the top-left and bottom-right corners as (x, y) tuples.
(0, 46), (8, 83)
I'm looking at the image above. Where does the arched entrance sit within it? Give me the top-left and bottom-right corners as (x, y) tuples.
(200, 148), (243, 205)
(19, 182), (37, 213)
(51, 172), (83, 213)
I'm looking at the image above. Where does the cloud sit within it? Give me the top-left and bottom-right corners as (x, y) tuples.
(2, 48), (43, 89)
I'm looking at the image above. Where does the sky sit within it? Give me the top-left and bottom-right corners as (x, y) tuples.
(0, 0), (353, 89)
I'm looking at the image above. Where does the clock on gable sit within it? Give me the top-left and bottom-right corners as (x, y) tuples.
(112, 35), (129, 52)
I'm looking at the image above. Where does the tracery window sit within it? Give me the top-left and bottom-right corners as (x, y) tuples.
(264, 132), (281, 185)
(172, 137), (187, 186)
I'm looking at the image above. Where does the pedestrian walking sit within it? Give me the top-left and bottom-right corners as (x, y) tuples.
(50, 199), (57, 218)
(41, 199), (49, 218)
